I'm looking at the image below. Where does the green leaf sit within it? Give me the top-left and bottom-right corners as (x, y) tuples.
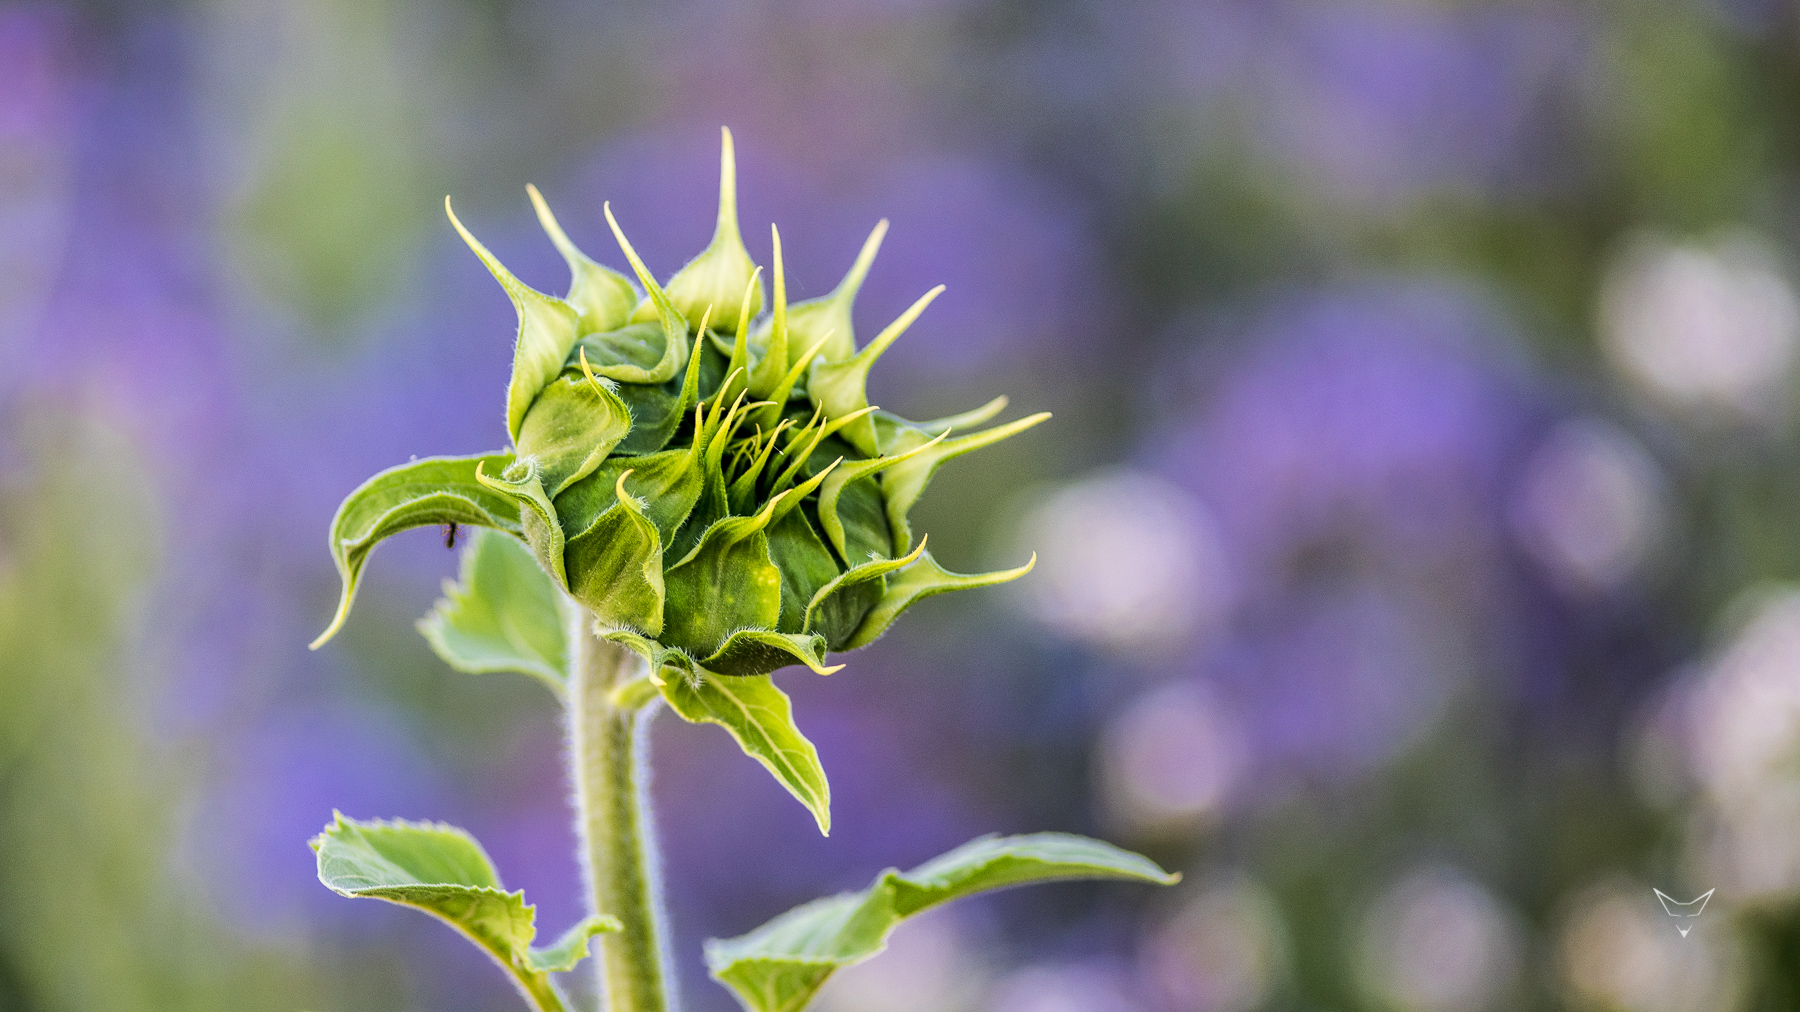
(641, 127), (763, 331)
(657, 668), (830, 835)
(661, 500), (783, 658)
(514, 363), (632, 498)
(880, 412), (1050, 555)
(526, 916), (621, 973)
(565, 469), (666, 635)
(528, 183), (638, 335)
(446, 199), (583, 443)
(418, 529), (568, 694)
(756, 220), (886, 367)
(476, 460), (568, 589)
(842, 550), (1034, 650)
(312, 453), (522, 649)
(705, 833), (1177, 1012)
(805, 285), (942, 457)
(313, 814), (619, 1012)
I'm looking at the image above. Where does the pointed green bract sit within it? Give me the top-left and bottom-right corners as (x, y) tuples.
(816, 432), (944, 562)
(728, 418), (795, 514)
(645, 127), (763, 330)
(418, 529), (568, 694)
(657, 668), (830, 835)
(873, 395), (1008, 445)
(476, 460), (568, 589)
(705, 833), (1177, 1012)
(881, 412), (1050, 554)
(702, 628), (842, 677)
(752, 334), (832, 434)
(843, 551), (1035, 650)
(805, 285), (943, 456)
(515, 358), (634, 497)
(446, 199), (582, 443)
(528, 183), (638, 335)
(713, 270), (764, 410)
(821, 470), (891, 571)
(565, 470), (666, 635)
(600, 316), (710, 457)
(661, 502), (784, 657)
(747, 224), (790, 400)
(803, 538), (927, 649)
(313, 453), (522, 649)
(767, 510), (843, 634)
(760, 219), (887, 367)
(569, 321), (686, 385)
(313, 814), (619, 1012)
(559, 442), (705, 555)
(604, 201), (693, 385)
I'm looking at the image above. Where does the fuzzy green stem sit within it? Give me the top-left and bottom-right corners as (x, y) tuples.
(516, 969), (574, 1012)
(566, 606), (673, 1012)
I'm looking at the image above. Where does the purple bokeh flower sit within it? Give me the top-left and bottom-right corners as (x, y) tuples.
(0, 3), (80, 389)
(1106, 0), (1589, 207)
(1154, 284), (1537, 781)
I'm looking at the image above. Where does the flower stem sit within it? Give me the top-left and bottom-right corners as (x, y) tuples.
(516, 969), (574, 1012)
(566, 605), (673, 1012)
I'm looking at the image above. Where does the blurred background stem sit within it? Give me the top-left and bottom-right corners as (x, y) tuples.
(565, 607), (672, 1012)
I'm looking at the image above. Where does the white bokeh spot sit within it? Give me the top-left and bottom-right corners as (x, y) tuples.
(1600, 229), (1800, 422)
(1016, 469), (1230, 654)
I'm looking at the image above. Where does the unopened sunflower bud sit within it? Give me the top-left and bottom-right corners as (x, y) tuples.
(312, 129), (1046, 681)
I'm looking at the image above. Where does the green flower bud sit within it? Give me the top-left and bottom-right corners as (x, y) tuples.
(313, 130), (1047, 682)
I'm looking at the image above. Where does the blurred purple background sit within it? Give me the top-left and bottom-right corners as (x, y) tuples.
(5, 2), (1800, 1011)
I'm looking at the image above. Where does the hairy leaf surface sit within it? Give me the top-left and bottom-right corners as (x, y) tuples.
(662, 507), (782, 657)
